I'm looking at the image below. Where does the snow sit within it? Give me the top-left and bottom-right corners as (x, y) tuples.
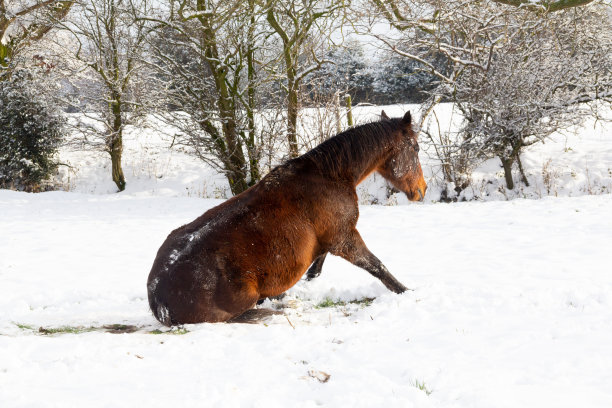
(1, 191), (612, 406)
(1, 104), (612, 406)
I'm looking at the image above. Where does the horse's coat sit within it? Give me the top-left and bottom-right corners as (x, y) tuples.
(147, 111), (427, 325)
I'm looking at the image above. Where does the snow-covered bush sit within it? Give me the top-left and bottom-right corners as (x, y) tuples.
(305, 41), (374, 104)
(372, 49), (444, 104)
(373, 0), (611, 192)
(0, 70), (65, 191)
(452, 5), (612, 190)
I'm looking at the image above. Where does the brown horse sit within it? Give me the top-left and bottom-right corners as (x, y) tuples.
(147, 110), (427, 325)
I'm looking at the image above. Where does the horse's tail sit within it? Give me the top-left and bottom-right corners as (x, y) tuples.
(152, 301), (173, 326)
(147, 276), (173, 327)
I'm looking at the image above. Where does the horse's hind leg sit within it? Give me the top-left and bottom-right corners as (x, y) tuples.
(306, 253), (327, 281)
(332, 229), (408, 294)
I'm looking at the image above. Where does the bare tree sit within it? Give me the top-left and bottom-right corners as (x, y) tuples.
(454, 6), (611, 189)
(265, 0), (342, 158)
(490, 0), (597, 11)
(143, 0), (276, 195)
(367, 0), (611, 191)
(57, 0), (154, 191)
(0, 0), (73, 73)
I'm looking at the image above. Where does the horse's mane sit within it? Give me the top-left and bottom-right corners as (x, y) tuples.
(294, 118), (403, 179)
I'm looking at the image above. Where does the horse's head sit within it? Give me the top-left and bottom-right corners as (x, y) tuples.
(377, 110), (427, 201)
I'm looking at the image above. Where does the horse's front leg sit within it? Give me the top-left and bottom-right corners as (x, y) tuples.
(305, 253), (327, 281)
(332, 229), (408, 294)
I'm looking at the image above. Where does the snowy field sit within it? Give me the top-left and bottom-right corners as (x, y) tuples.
(1, 105), (612, 407)
(1, 192), (612, 407)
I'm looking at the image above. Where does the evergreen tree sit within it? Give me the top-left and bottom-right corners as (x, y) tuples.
(0, 69), (65, 191)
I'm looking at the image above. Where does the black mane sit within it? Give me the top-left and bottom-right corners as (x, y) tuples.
(294, 118), (403, 179)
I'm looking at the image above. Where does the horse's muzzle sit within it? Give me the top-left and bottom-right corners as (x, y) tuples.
(407, 187), (425, 202)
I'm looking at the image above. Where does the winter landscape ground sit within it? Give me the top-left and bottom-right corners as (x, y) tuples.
(1, 105), (611, 407)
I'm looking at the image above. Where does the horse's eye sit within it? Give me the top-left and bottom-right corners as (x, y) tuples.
(414, 144), (420, 153)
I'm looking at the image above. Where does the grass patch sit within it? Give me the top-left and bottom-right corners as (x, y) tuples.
(102, 324), (140, 333)
(315, 297), (375, 309)
(14, 322), (144, 335)
(14, 322), (36, 331)
(412, 379), (433, 396)
(38, 326), (97, 335)
(349, 297), (375, 307)
(316, 298), (345, 308)
(148, 327), (189, 335)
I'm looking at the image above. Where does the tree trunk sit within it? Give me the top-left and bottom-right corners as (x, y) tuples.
(0, 42), (10, 70)
(266, 6), (300, 159)
(334, 93), (342, 134)
(500, 156), (515, 190)
(197, 9), (250, 196)
(516, 152), (529, 186)
(110, 142), (125, 192)
(109, 101), (126, 192)
(287, 79), (299, 158)
(246, 1), (260, 186)
(199, 119), (248, 196)
(221, 118), (248, 196)
(345, 94), (354, 127)
(226, 168), (249, 195)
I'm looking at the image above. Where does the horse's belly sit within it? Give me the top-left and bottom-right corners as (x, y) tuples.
(255, 234), (319, 298)
(258, 264), (308, 298)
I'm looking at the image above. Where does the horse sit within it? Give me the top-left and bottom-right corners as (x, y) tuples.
(147, 110), (427, 325)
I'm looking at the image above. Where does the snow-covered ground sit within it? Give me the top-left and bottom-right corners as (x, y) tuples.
(1, 191), (612, 407)
(1, 105), (611, 407)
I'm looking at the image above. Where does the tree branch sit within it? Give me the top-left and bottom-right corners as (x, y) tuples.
(490, 0), (596, 12)
(14, 0), (59, 17)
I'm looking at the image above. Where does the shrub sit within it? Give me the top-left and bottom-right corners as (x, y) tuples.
(0, 70), (65, 191)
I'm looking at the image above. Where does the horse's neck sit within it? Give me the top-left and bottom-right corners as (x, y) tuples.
(344, 133), (394, 187)
(300, 124), (397, 186)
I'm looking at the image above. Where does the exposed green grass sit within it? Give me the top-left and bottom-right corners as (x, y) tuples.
(316, 298), (344, 308)
(315, 297), (375, 309)
(412, 379), (433, 396)
(38, 326), (97, 335)
(14, 322), (36, 331)
(148, 327), (189, 335)
(349, 297), (375, 307)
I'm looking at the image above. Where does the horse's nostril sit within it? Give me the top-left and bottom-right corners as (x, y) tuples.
(417, 189), (424, 201)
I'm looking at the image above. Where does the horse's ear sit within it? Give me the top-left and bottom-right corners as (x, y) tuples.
(402, 111), (411, 125)
(381, 110), (390, 120)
